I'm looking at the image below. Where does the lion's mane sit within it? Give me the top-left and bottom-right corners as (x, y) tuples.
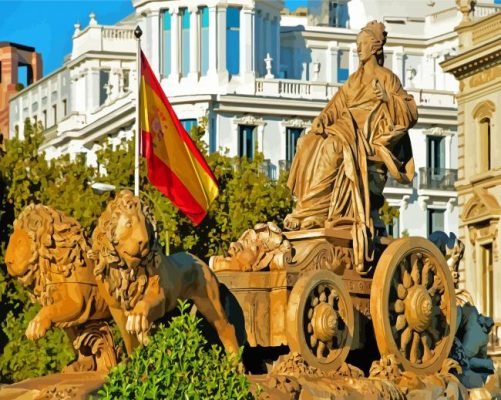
(91, 190), (157, 310)
(13, 204), (91, 301)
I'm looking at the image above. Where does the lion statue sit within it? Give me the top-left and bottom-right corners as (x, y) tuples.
(4, 204), (119, 372)
(91, 190), (239, 354)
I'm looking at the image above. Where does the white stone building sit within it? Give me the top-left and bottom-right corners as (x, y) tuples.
(10, 0), (499, 238)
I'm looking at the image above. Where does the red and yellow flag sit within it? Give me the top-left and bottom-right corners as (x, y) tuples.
(139, 51), (218, 225)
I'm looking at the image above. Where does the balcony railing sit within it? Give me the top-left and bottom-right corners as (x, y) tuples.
(255, 78), (456, 107)
(386, 174), (415, 189)
(419, 167), (458, 191)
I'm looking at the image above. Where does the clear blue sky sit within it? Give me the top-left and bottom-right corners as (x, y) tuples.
(1, 0), (308, 81)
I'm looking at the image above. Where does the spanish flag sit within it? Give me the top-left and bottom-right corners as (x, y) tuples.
(139, 51), (218, 225)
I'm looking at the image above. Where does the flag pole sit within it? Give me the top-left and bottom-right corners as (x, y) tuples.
(134, 25), (143, 197)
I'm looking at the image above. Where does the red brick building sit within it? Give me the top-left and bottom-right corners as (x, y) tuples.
(0, 42), (42, 138)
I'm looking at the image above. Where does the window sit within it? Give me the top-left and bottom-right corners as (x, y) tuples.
(162, 10), (171, 76)
(238, 125), (255, 160)
(181, 8), (190, 77)
(386, 212), (400, 239)
(180, 118), (197, 135)
(42, 110), (47, 128)
(52, 104), (57, 125)
(337, 50), (349, 82)
(123, 70), (130, 92)
(286, 127), (303, 162)
(226, 7), (240, 76)
(479, 117), (491, 172)
(62, 99), (67, 116)
(200, 7), (209, 76)
(481, 243), (493, 317)
(99, 70), (110, 105)
(428, 209), (444, 237)
(427, 135), (445, 175)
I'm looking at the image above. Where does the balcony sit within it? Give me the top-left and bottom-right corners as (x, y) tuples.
(419, 167), (458, 191)
(386, 174), (415, 189)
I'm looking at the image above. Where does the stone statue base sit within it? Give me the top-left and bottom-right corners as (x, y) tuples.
(0, 372), (106, 400)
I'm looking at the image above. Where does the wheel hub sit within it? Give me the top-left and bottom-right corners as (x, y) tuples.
(404, 285), (433, 333)
(311, 302), (338, 342)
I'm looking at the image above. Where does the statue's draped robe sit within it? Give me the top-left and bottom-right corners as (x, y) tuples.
(287, 65), (417, 271)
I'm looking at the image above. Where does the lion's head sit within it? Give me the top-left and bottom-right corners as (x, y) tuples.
(5, 204), (90, 300)
(91, 190), (157, 310)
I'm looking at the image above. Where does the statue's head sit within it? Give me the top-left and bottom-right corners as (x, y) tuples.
(92, 190), (155, 277)
(357, 20), (387, 66)
(5, 204), (89, 291)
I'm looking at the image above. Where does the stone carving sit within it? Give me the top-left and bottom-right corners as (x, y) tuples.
(4, 204), (118, 372)
(91, 190), (239, 354)
(429, 231), (495, 389)
(283, 21), (416, 273)
(209, 222), (292, 272)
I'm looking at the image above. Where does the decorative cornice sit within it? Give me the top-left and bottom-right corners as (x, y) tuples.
(234, 114), (264, 126)
(422, 127), (454, 137)
(281, 118), (311, 129)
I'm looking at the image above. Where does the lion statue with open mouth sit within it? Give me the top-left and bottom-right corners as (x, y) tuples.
(91, 190), (239, 354)
(4, 204), (118, 372)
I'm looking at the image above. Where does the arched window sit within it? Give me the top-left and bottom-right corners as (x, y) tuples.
(479, 117), (491, 172)
(226, 7), (240, 76)
(473, 101), (495, 174)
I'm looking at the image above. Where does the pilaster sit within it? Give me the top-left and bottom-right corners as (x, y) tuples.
(240, 7), (255, 84)
(188, 6), (200, 81)
(169, 7), (180, 82)
(326, 41), (338, 83)
(392, 46), (404, 81)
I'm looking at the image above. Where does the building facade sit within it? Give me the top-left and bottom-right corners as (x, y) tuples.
(10, 0), (497, 238)
(0, 42), (42, 138)
(442, 3), (501, 354)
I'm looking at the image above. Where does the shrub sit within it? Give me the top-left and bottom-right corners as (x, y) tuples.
(98, 301), (254, 400)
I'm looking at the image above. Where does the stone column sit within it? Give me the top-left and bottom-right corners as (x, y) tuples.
(216, 5), (228, 81)
(207, 6), (218, 78)
(348, 42), (358, 74)
(87, 67), (100, 111)
(189, 6), (200, 81)
(255, 11), (262, 76)
(169, 7), (180, 82)
(392, 46), (404, 81)
(148, 10), (161, 75)
(273, 17), (280, 77)
(240, 7), (255, 83)
(326, 41), (338, 83)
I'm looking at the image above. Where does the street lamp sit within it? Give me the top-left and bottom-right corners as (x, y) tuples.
(91, 182), (170, 255)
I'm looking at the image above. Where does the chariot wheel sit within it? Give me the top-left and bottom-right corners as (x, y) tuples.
(287, 270), (354, 371)
(370, 237), (456, 374)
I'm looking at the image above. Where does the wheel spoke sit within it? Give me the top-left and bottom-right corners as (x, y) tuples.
(411, 254), (420, 285)
(310, 334), (318, 348)
(307, 323), (313, 334)
(396, 314), (407, 331)
(397, 284), (407, 300)
(394, 299), (405, 314)
(311, 296), (319, 307)
(319, 291), (327, 303)
(403, 269), (412, 289)
(421, 259), (432, 288)
(421, 332), (434, 362)
(410, 332), (421, 364)
(317, 341), (326, 358)
(400, 327), (412, 353)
